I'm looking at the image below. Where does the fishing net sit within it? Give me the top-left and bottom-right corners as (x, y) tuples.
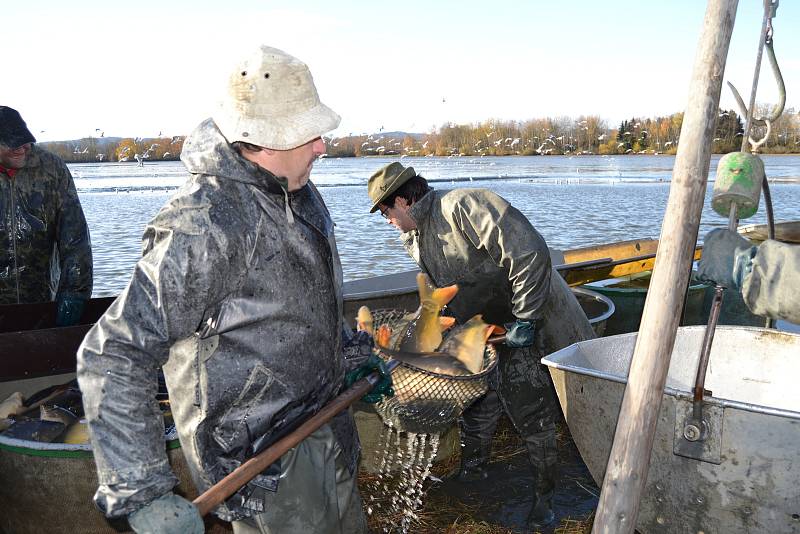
(370, 309), (498, 434)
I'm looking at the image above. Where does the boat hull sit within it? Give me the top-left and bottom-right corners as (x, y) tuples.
(0, 440), (231, 534)
(543, 326), (800, 534)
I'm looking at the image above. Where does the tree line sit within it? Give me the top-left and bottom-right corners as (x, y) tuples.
(41, 106), (799, 163)
(41, 136), (185, 164)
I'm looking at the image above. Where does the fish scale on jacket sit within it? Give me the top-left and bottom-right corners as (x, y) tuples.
(77, 119), (358, 521)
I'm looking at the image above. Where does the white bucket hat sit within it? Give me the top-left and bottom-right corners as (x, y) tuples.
(214, 46), (341, 150)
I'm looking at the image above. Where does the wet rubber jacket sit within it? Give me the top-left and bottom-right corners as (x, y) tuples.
(402, 189), (594, 353)
(0, 145), (92, 304)
(743, 240), (800, 324)
(77, 119), (357, 521)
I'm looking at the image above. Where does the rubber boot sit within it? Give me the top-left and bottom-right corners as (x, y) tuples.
(527, 490), (555, 528)
(526, 460), (558, 529)
(450, 389), (501, 482)
(453, 434), (490, 482)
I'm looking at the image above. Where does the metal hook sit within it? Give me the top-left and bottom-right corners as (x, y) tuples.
(727, 38), (786, 125)
(749, 119), (771, 153)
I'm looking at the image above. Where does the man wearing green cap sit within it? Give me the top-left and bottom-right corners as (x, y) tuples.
(367, 161), (595, 528)
(0, 106), (93, 326)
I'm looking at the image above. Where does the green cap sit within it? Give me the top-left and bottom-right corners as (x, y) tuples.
(367, 162), (416, 213)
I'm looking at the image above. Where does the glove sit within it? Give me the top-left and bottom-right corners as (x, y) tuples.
(55, 295), (87, 327)
(344, 352), (394, 404)
(504, 318), (536, 348)
(697, 228), (757, 290)
(128, 492), (204, 534)
(342, 328), (375, 366)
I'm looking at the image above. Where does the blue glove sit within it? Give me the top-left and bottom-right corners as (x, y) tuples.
(55, 295), (87, 327)
(128, 492), (204, 534)
(698, 229), (757, 290)
(344, 352), (394, 404)
(504, 318), (536, 348)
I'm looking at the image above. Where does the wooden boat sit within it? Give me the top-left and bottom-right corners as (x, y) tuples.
(737, 219), (800, 244)
(558, 238), (702, 287)
(573, 221), (800, 335)
(581, 270), (768, 335)
(542, 326), (800, 533)
(0, 236), (645, 399)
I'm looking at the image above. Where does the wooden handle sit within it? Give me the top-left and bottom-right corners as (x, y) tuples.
(487, 334), (506, 345)
(192, 373), (377, 516)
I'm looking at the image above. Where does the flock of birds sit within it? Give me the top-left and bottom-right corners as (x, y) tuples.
(67, 130), (184, 164)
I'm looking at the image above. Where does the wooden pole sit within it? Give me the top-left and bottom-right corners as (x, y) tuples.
(591, 1), (739, 532)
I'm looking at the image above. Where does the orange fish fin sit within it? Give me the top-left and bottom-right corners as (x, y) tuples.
(375, 324), (392, 349)
(431, 284), (458, 306)
(439, 316), (457, 331)
(490, 324), (506, 336)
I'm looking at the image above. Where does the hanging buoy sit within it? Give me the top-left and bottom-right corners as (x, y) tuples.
(711, 152), (764, 220)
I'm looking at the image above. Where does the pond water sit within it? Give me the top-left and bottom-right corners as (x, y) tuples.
(70, 154), (800, 296)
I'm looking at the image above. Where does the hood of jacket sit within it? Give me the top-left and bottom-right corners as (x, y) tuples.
(181, 118), (288, 194)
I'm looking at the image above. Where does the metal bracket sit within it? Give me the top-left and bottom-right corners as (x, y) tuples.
(673, 399), (724, 464)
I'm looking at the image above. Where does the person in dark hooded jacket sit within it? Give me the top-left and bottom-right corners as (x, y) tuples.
(78, 46), (388, 534)
(0, 106), (92, 325)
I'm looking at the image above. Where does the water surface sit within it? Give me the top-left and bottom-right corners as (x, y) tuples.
(72, 155), (800, 296)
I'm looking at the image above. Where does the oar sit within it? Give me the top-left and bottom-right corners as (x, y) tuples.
(192, 363), (398, 516)
(554, 257), (613, 272)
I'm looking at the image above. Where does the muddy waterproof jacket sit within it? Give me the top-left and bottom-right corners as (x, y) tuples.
(743, 240), (800, 324)
(402, 189), (594, 353)
(0, 145), (92, 304)
(77, 119), (357, 520)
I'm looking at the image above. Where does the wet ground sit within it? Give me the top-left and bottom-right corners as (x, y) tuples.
(363, 417), (598, 534)
(429, 422), (597, 534)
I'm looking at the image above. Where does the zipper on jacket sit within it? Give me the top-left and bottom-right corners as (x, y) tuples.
(9, 180), (20, 303)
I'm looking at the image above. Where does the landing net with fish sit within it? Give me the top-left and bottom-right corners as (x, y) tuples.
(369, 309), (498, 435)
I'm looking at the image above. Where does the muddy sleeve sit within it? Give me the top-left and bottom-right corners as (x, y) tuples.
(452, 192), (552, 321)
(55, 164), (93, 300)
(741, 240), (800, 324)
(77, 205), (238, 517)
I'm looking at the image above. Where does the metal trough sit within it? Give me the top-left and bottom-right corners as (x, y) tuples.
(542, 326), (800, 533)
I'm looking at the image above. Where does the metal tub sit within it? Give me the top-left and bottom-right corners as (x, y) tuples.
(542, 326), (800, 533)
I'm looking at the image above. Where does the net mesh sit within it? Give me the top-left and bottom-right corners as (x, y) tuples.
(370, 309), (498, 434)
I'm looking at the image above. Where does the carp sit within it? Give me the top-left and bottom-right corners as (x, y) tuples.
(0, 392), (24, 419)
(357, 305), (374, 335)
(438, 315), (495, 374)
(396, 273), (458, 353)
(40, 404), (79, 426)
(377, 346), (472, 377)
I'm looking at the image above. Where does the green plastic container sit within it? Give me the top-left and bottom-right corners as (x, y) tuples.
(583, 271), (709, 336)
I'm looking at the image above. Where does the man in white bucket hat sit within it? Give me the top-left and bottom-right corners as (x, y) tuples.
(79, 46), (385, 534)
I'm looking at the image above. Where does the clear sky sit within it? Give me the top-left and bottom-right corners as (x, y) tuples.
(6, 1), (798, 142)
